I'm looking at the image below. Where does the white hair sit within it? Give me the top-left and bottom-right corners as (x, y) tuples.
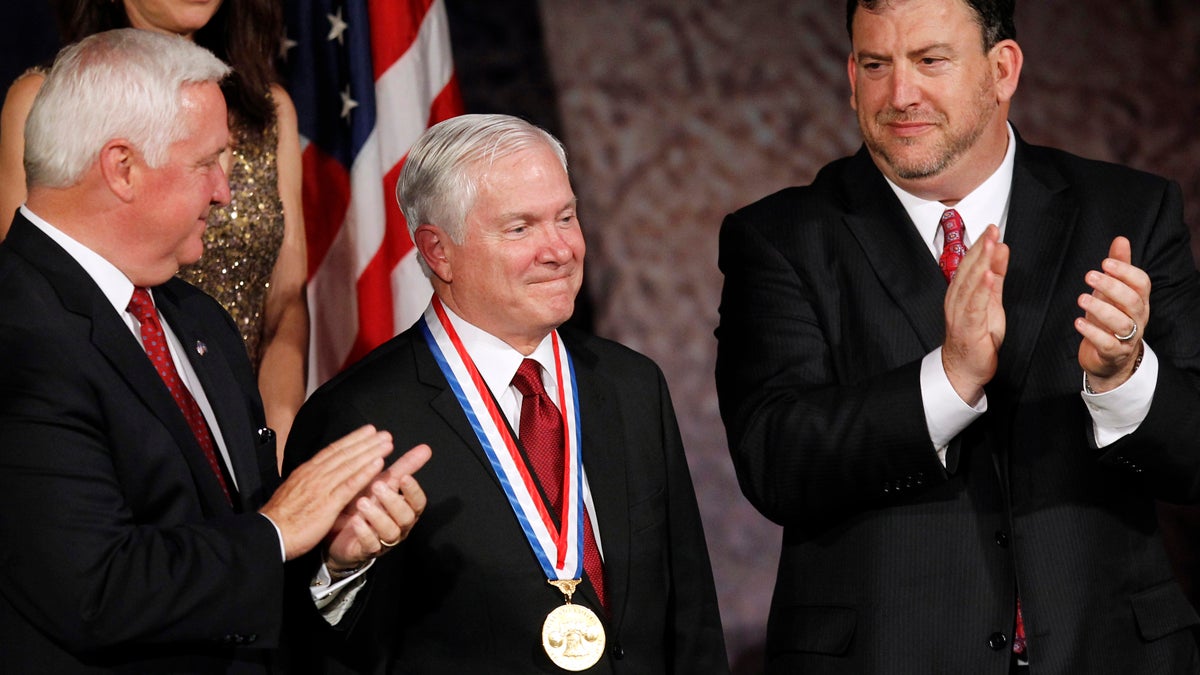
(396, 113), (568, 275)
(24, 28), (231, 189)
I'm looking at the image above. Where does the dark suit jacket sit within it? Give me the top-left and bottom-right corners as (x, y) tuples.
(715, 138), (1200, 674)
(0, 214), (285, 673)
(283, 322), (729, 674)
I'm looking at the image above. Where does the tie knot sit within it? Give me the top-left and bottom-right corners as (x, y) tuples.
(512, 359), (546, 397)
(127, 287), (156, 323)
(941, 208), (964, 236)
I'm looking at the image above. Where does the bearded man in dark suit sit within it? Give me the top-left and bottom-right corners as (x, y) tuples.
(716, 1), (1200, 673)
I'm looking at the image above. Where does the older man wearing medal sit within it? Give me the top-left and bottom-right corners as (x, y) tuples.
(283, 114), (729, 673)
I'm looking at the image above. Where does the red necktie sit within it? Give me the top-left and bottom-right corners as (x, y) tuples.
(127, 288), (232, 506)
(512, 359), (607, 610)
(1013, 598), (1026, 656)
(936, 215), (1027, 654)
(939, 208), (967, 282)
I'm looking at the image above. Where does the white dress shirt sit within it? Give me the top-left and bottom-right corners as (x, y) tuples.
(879, 127), (1157, 465)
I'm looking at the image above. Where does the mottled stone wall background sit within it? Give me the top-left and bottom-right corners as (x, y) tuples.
(535, 1), (1200, 671)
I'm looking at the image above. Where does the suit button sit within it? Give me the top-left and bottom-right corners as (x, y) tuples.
(995, 530), (1009, 548)
(246, 633), (257, 643)
(988, 632), (1008, 650)
(611, 644), (625, 659)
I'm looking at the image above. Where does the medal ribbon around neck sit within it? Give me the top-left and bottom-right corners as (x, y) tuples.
(421, 297), (585, 579)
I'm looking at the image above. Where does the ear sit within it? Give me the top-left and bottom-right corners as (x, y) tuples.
(846, 52), (859, 111)
(991, 39), (1023, 104)
(97, 139), (136, 202)
(414, 224), (453, 283)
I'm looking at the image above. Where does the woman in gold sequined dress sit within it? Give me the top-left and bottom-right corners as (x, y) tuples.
(0, 0), (307, 464)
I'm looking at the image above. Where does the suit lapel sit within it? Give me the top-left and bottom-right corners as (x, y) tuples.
(156, 288), (262, 512)
(412, 333), (507, 491)
(6, 217), (236, 515)
(993, 140), (1078, 394)
(566, 336), (629, 621)
(840, 149), (949, 352)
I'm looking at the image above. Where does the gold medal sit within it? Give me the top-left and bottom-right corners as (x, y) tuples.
(542, 579), (605, 671)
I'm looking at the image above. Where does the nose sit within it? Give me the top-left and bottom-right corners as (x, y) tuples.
(536, 223), (579, 265)
(211, 164), (231, 207)
(888, 63), (921, 111)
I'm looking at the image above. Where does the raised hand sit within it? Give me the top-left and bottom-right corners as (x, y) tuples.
(942, 224), (1009, 406)
(1076, 236), (1150, 392)
(325, 444), (432, 571)
(259, 425), (393, 560)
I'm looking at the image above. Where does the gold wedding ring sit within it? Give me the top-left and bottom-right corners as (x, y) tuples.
(379, 536), (401, 548)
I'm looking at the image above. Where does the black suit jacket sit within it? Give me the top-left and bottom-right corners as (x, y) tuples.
(0, 214), (285, 673)
(715, 138), (1200, 674)
(283, 321), (729, 674)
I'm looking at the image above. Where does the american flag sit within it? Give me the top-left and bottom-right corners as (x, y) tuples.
(284, 0), (463, 389)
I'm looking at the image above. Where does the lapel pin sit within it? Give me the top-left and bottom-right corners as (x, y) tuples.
(195, 340), (207, 356)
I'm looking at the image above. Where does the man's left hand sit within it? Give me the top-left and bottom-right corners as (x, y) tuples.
(1076, 236), (1150, 392)
(325, 443), (432, 573)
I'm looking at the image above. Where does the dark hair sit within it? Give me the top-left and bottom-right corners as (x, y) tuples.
(845, 0), (1016, 51)
(54, 0), (282, 129)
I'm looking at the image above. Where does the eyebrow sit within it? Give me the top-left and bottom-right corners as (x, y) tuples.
(856, 42), (955, 62)
(495, 199), (578, 222)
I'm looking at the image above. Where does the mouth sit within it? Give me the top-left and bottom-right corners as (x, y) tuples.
(885, 120), (936, 138)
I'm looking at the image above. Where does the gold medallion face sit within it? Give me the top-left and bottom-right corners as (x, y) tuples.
(541, 603), (606, 671)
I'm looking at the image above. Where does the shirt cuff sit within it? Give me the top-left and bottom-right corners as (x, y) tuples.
(921, 348), (987, 466)
(311, 559), (374, 625)
(259, 513), (286, 563)
(1082, 342), (1158, 447)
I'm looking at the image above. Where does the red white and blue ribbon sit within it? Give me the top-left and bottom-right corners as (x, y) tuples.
(420, 297), (585, 579)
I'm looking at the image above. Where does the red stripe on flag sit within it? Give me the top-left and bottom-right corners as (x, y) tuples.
(340, 77), (463, 370)
(367, 0), (436, 80)
(300, 146), (351, 281)
(428, 71), (464, 127)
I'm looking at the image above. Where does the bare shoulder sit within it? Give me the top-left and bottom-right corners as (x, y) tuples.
(269, 84), (298, 130)
(2, 71), (47, 120)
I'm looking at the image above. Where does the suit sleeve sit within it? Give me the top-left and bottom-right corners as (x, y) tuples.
(1092, 179), (1200, 501)
(0, 323), (283, 654)
(714, 208), (948, 529)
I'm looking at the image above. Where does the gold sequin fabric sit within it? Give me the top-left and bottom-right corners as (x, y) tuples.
(177, 113), (284, 370)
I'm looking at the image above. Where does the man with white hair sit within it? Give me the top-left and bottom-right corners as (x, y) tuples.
(0, 28), (429, 673)
(283, 113), (729, 673)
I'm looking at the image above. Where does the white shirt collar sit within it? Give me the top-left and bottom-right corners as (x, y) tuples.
(885, 123), (1017, 257)
(20, 205), (137, 313)
(436, 301), (559, 401)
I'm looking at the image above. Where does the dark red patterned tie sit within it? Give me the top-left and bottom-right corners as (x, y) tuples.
(512, 359), (607, 610)
(1013, 597), (1026, 656)
(937, 214), (1026, 654)
(127, 288), (232, 506)
(939, 208), (968, 282)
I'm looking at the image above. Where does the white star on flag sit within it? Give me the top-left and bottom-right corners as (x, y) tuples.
(279, 33), (297, 60)
(326, 8), (348, 44)
(339, 85), (358, 119)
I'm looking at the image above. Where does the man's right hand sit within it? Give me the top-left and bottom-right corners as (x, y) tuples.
(260, 425), (393, 560)
(942, 224), (1009, 406)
